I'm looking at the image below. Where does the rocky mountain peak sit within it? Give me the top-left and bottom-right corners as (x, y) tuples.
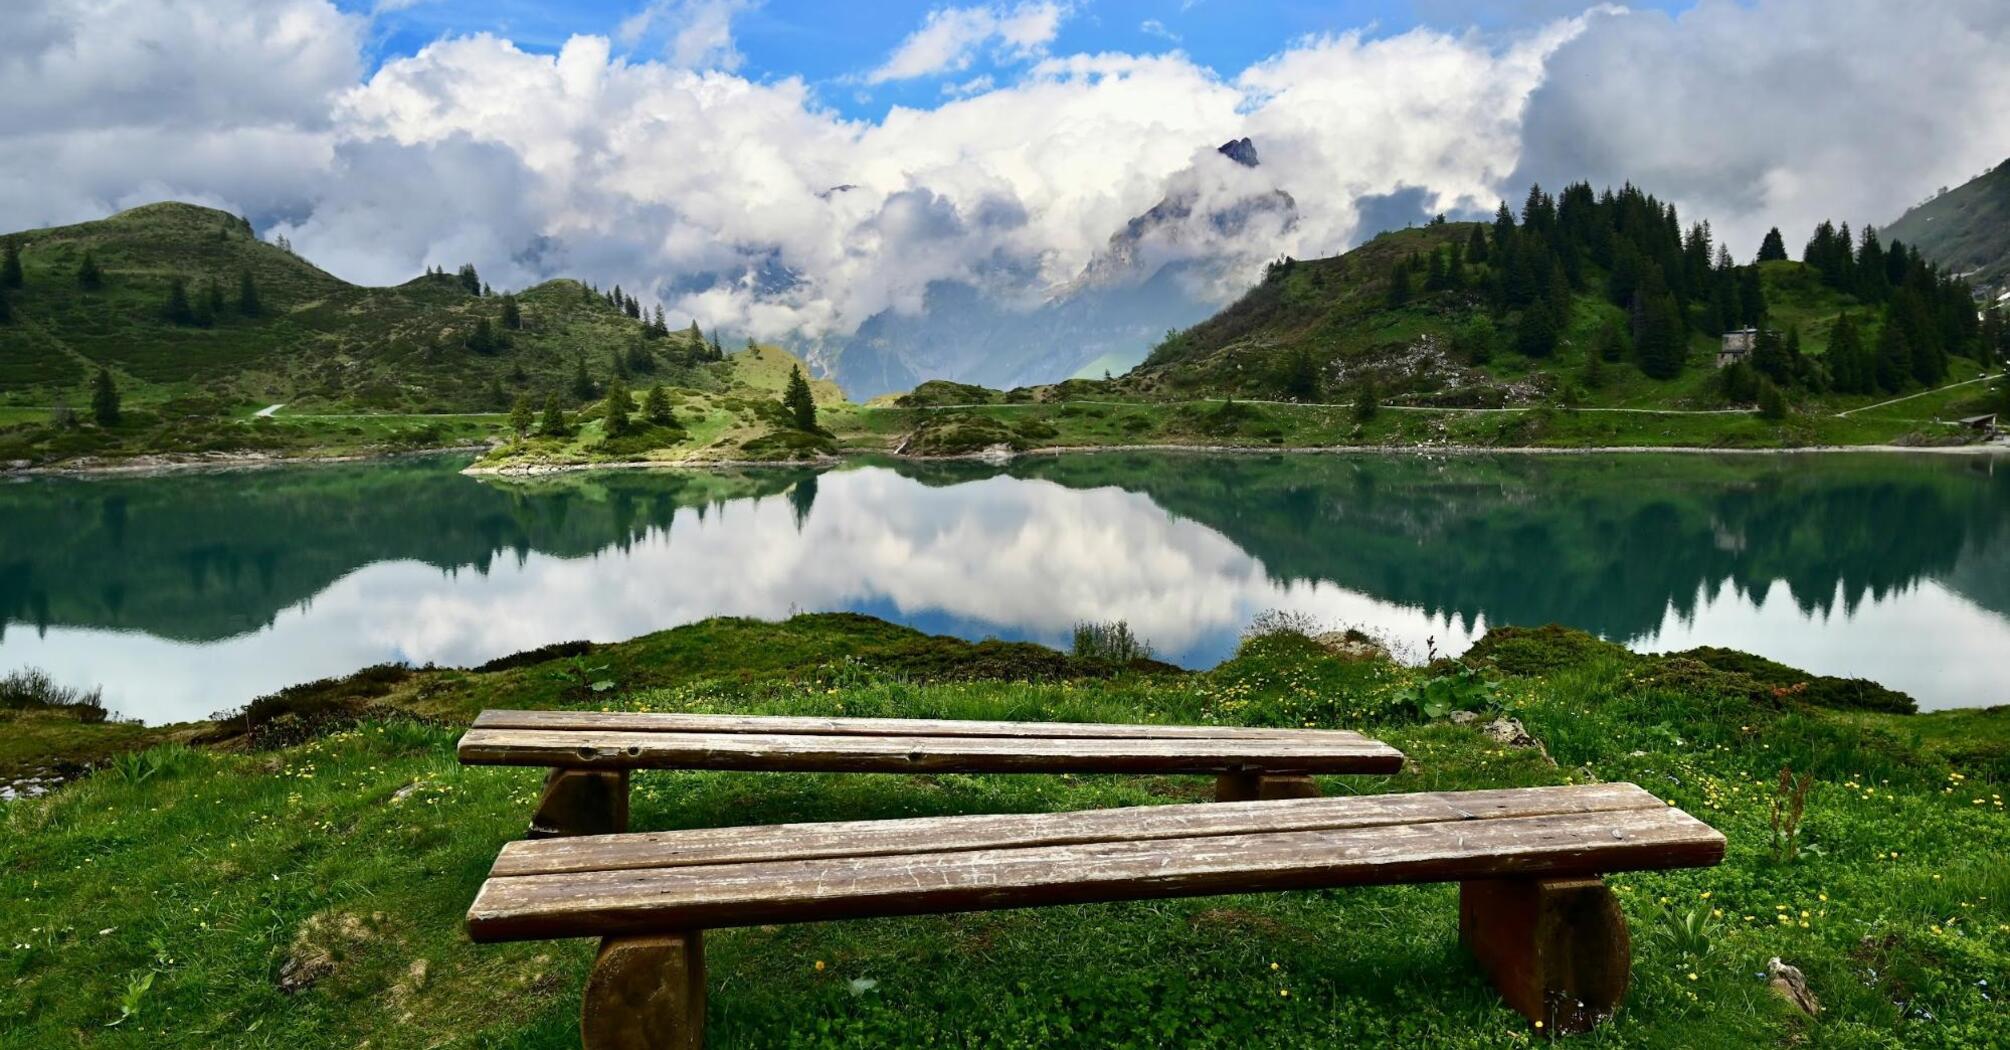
(1217, 137), (1260, 168)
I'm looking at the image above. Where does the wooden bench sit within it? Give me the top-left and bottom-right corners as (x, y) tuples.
(458, 709), (1407, 837)
(467, 782), (1725, 1046)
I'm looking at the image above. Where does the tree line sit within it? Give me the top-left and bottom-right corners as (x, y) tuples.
(1380, 182), (1989, 397)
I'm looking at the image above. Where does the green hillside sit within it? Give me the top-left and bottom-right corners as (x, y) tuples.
(1885, 159), (2010, 288)
(0, 202), (722, 412)
(1123, 183), (1997, 414)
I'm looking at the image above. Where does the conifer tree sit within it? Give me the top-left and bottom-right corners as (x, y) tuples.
(1752, 328), (1792, 385)
(686, 321), (703, 347)
(1516, 308), (1557, 358)
(77, 251), (103, 290)
(508, 393), (535, 439)
(1386, 258), (1413, 308)
(1, 243), (21, 289)
(457, 264), (481, 296)
(1596, 318), (1628, 363)
(486, 376), (507, 408)
(1757, 227), (1788, 263)
(500, 294), (522, 330)
(603, 379), (633, 437)
(0, 290), (9, 324)
(540, 393), (569, 437)
(1873, 316), (1911, 393)
(1465, 223), (1488, 265)
(466, 317), (499, 355)
(91, 367), (120, 425)
(782, 365), (818, 430)
(237, 269), (260, 316)
(203, 277), (225, 323)
(1841, 314), (1871, 392)
(1756, 378), (1788, 420)
(163, 277), (195, 324)
(1352, 380), (1379, 423)
(571, 356), (597, 402)
(645, 384), (674, 427)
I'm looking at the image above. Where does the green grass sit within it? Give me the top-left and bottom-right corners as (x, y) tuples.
(2, 614), (2006, 1047)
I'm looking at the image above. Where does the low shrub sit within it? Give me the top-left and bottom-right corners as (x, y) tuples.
(0, 668), (106, 721)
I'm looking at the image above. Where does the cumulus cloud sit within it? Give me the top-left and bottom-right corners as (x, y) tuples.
(0, 0), (359, 225)
(865, 2), (1071, 84)
(1511, 0), (2010, 257)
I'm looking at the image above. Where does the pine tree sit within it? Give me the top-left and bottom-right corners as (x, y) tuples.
(486, 376), (507, 408)
(237, 269), (260, 316)
(1, 242), (21, 289)
(91, 367), (120, 425)
(1756, 378), (1788, 420)
(508, 394), (535, 440)
(1595, 318), (1628, 362)
(500, 294), (522, 330)
(782, 365), (818, 431)
(1516, 308), (1557, 358)
(457, 264), (481, 296)
(1757, 227), (1788, 263)
(1465, 223), (1488, 265)
(539, 394), (569, 437)
(603, 379), (633, 437)
(1386, 258), (1413, 308)
(466, 318), (499, 355)
(163, 277), (195, 324)
(202, 277), (225, 323)
(77, 251), (103, 290)
(1752, 328), (1792, 385)
(0, 292), (11, 324)
(1873, 316), (1911, 394)
(1827, 313), (1867, 393)
(1278, 346), (1322, 400)
(571, 357), (597, 403)
(1352, 380), (1379, 423)
(645, 384), (674, 427)
(686, 321), (703, 347)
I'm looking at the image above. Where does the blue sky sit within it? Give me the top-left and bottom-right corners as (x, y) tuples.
(340, 1), (1697, 119)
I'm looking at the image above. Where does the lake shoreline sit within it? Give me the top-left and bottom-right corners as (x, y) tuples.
(460, 438), (2010, 476)
(6, 434), (2002, 479)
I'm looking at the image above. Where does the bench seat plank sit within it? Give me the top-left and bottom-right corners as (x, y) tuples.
(458, 727), (1406, 775)
(474, 709), (1377, 743)
(469, 788), (1723, 942)
(492, 783), (1666, 878)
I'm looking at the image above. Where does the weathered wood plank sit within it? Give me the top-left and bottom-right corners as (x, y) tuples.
(474, 708), (1373, 743)
(468, 806), (1725, 941)
(491, 783), (1667, 878)
(456, 727), (1406, 775)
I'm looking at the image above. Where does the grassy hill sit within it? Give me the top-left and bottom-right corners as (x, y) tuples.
(0, 202), (721, 413)
(1886, 159), (2010, 289)
(0, 203), (871, 468)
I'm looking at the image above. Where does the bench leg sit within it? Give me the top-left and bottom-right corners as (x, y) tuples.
(1459, 876), (1630, 1034)
(528, 768), (630, 838)
(583, 932), (705, 1050)
(1214, 772), (1322, 802)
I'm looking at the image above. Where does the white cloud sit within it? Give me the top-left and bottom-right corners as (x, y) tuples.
(1140, 19), (1180, 43)
(616, 0), (757, 70)
(1511, 0), (2010, 257)
(865, 2), (1071, 84)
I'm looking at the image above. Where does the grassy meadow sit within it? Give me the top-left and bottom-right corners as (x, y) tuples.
(3, 615), (2006, 1047)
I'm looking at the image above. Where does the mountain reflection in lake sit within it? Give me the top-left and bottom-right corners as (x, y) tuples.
(2, 451), (2006, 721)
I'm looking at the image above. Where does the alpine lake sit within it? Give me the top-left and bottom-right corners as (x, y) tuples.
(4, 449), (2007, 722)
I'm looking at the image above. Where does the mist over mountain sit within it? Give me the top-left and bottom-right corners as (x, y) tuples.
(804, 138), (1300, 397)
